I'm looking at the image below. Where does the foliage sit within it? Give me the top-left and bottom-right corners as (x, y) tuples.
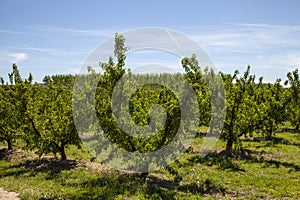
(93, 34), (190, 173)
(26, 75), (81, 160)
(0, 64), (33, 150)
(220, 66), (266, 149)
(181, 54), (211, 127)
(284, 68), (300, 130)
(257, 79), (286, 137)
(0, 34), (299, 160)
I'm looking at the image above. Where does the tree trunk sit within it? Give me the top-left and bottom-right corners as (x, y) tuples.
(7, 139), (12, 150)
(226, 138), (233, 150)
(209, 126), (213, 135)
(266, 125), (273, 140)
(140, 162), (149, 182)
(296, 124), (299, 131)
(60, 145), (67, 161)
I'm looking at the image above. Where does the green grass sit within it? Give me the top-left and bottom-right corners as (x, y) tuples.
(0, 130), (299, 199)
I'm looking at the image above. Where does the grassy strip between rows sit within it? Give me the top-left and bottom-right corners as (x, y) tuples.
(0, 130), (299, 200)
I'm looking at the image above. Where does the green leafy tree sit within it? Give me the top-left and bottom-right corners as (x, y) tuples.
(221, 66), (265, 149)
(181, 54), (211, 127)
(89, 34), (193, 178)
(27, 75), (81, 160)
(257, 79), (286, 138)
(0, 64), (33, 150)
(0, 77), (16, 150)
(284, 68), (300, 130)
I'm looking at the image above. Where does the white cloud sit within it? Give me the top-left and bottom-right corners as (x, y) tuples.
(9, 53), (28, 62)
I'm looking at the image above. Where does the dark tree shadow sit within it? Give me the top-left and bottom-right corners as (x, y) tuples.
(56, 172), (225, 200)
(0, 148), (10, 160)
(145, 175), (225, 199)
(181, 149), (299, 172)
(277, 128), (300, 134)
(0, 157), (78, 179)
(242, 136), (300, 148)
(185, 150), (246, 172)
(0, 148), (20, 161)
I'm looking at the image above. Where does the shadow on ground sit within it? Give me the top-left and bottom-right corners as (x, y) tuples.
(242, 135), (300, 148)
(277, 128), (300, 134)
(0, 148), (226, 200)
(2, 132), (299, 200)
(0, 149), (77, 180)
(0, 148), (20, 161)
(55, 172), (225, 200)
(183, 148), (299, 172)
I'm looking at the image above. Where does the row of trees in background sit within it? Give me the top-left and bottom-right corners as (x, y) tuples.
(0, 34), (299, 161)
(0, 65), (80, 160)
(182, 54), (299, 149)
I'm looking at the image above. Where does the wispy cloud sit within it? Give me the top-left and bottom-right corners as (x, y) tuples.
(172, 23), (300, 81)
(226, 22), (300, 30)
(27, 25), (115, 37)
(189, 24), (300, 50)
(12, 47), (65, 56)
(1, 24), (299, 82)
(0, 29), (32, 35)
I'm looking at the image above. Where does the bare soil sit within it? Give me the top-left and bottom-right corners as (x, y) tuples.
(0, 188), (19, 200)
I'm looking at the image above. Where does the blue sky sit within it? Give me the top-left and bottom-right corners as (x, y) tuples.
(1, 0), (300, 82)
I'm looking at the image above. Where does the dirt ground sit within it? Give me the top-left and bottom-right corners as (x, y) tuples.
(0, 188), (19, 200)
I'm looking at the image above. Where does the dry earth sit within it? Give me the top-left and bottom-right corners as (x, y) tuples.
(0, 188), (19, 200)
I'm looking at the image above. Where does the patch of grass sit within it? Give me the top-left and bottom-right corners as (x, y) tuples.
(0, 130), (299, 199)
